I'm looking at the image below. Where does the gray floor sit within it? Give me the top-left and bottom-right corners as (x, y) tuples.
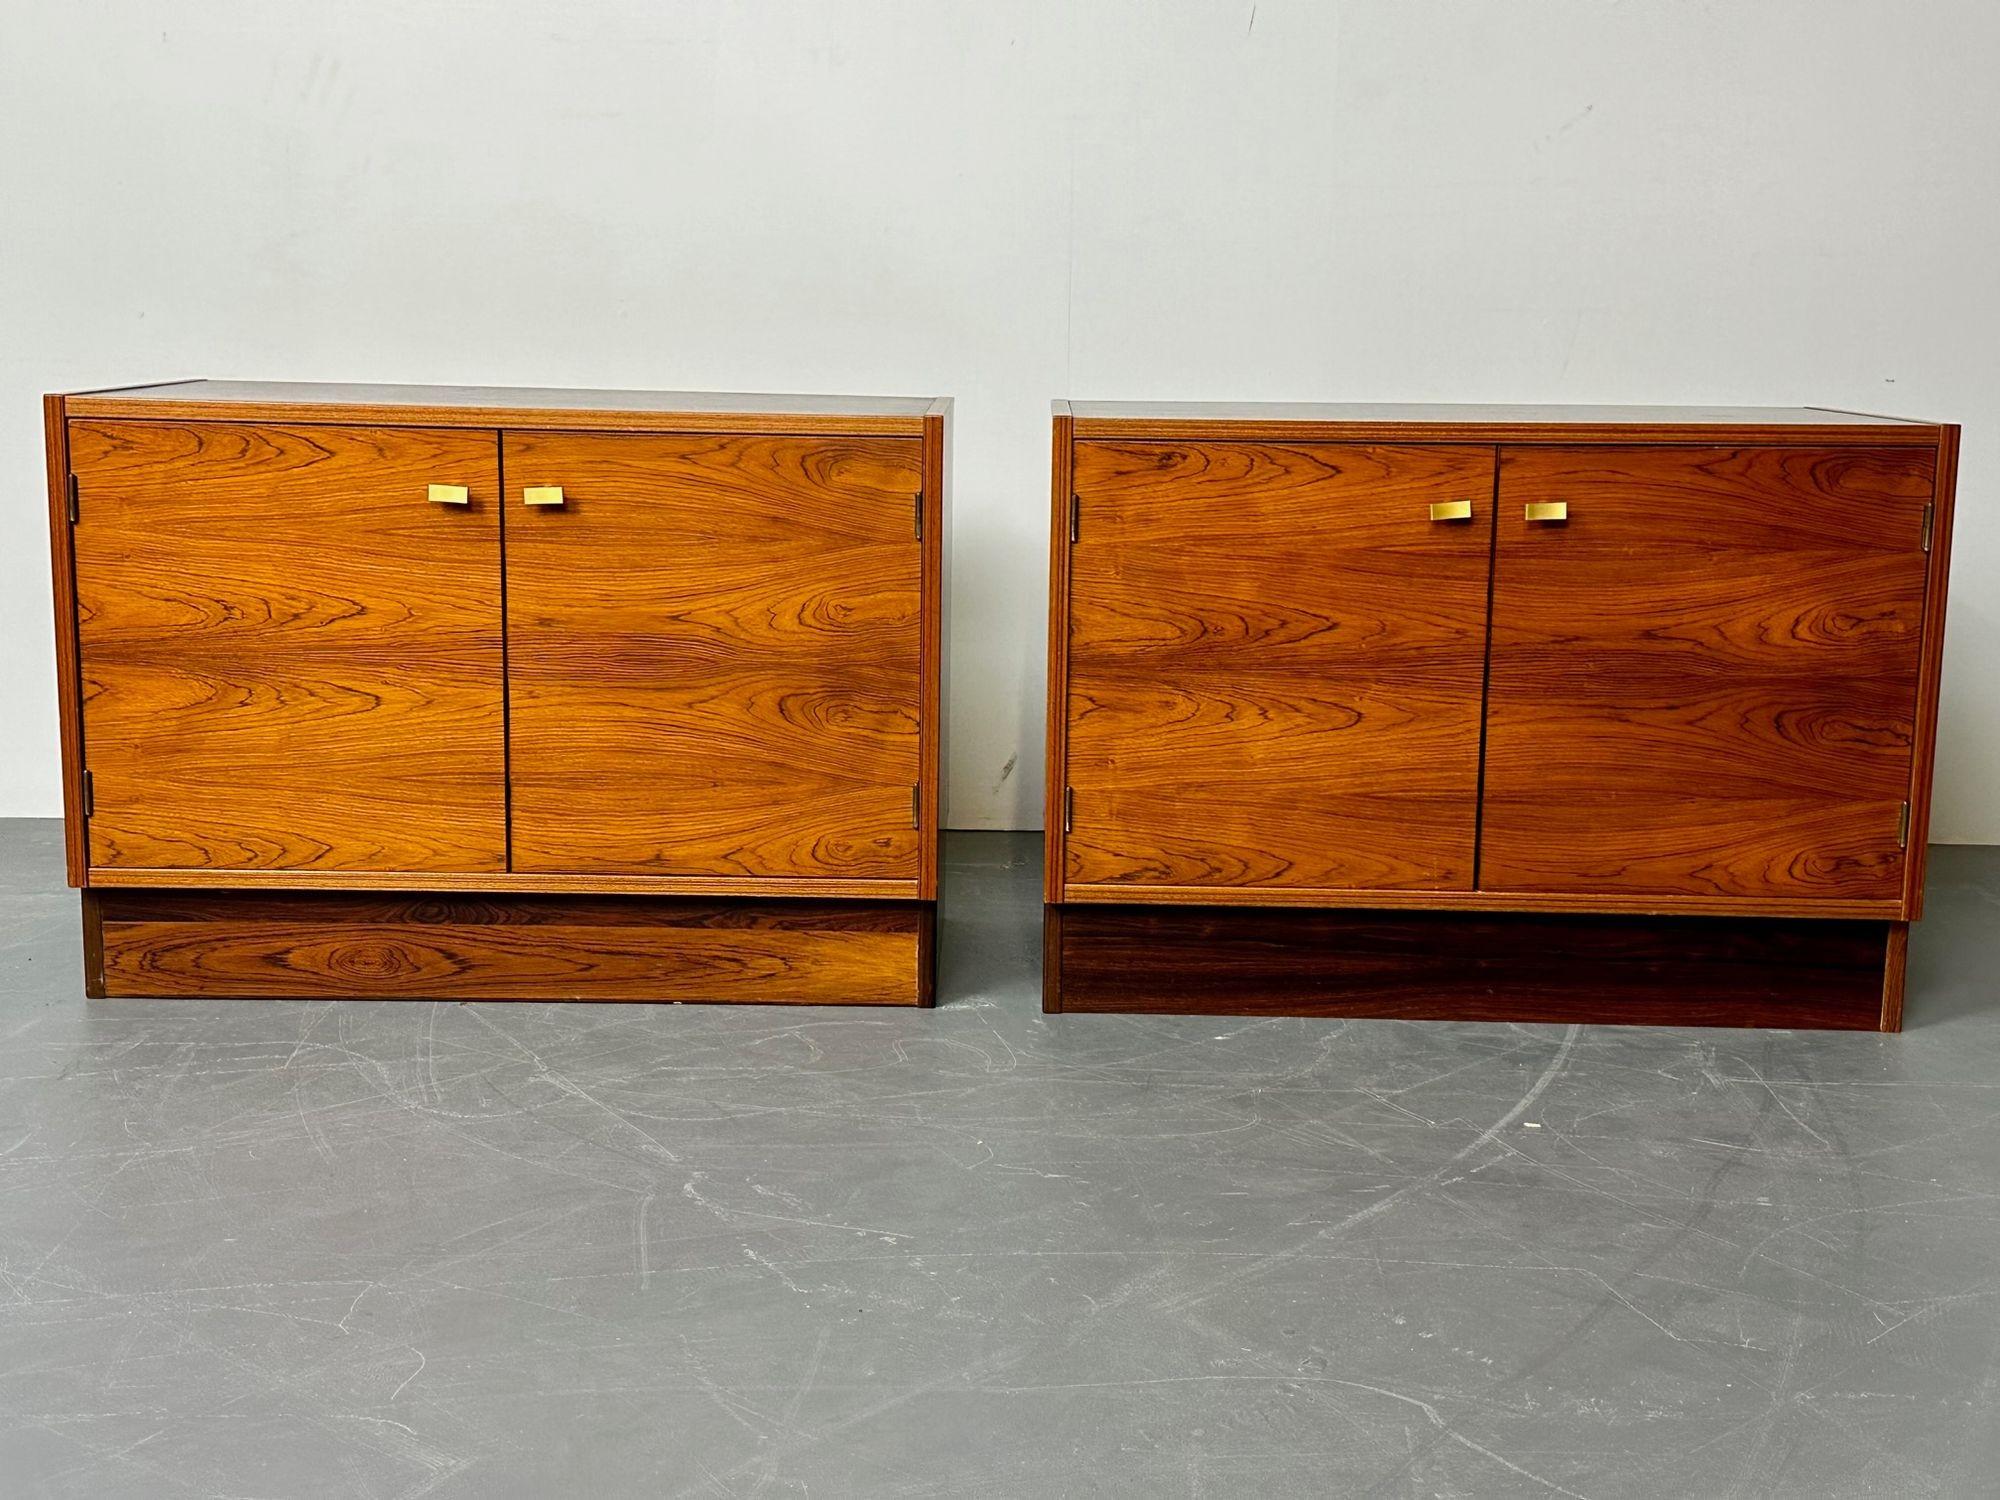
(0, 822), (1997, 1498)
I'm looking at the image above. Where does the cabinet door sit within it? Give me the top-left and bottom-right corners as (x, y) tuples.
(70, 422), (506, 874)
(1482, 446), (1934, 903)
(1065, 443), (1495, 894)
(504, 432), (924, 882)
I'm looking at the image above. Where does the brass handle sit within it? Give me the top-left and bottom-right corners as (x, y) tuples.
(1429, 500), (1473, 523)
(523, 486), (565, 508)
(1524, 501), (1569, 523)
(427, 484), (470, 506)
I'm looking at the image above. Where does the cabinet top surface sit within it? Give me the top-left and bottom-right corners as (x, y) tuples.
(1060, 400), (1946, 439)
(61, 380), (948, 434)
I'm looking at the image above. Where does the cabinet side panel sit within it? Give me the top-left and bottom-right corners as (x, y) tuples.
(81, 890), (105, 997)
(921, 409), (949, 900)
(1041, 904), (1064, 1012)
(46, 398), (86, 886)
(1044, 410), (1074, 901)
(1880, 921), (1909, 1032)
(1902, 425), (1958, 920)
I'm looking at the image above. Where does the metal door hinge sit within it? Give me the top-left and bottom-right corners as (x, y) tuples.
(67, 474), (78, 524)
(914, 492), (924, 540)
(1921, 501), (1934, 553)
(1069, 494), (1080, 543)
(1063, 786), (1074, 834)
(81, 770), (93, 818)
(1898, 801), (1911, 849)
(912, 784), (921, 829)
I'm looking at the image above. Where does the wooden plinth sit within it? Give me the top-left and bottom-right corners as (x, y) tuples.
(1044, 904), (1905, 1031)
(85, 890), (935, 1005)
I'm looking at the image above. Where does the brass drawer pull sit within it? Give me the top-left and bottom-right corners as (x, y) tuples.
(523, 486), (566, 508)
(1429, 500), (1473, 522)
(1524, 500), (1569, 523)
(427, 484), (470, 506)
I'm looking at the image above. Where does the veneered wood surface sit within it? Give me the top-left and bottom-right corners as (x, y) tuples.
(69, 421), (507, 875)
(45, 396), (86, 886)
(1055, 881), (1900, 919)
(1041, 902), (1065, 1011)
(80, 891), (105, 998)
(95, 891), (930, 1004)
(1881, 922), (1909, 1032)
(504, 430), (925, 884)
(66, 381), (934, 435)
(1047, 904), (1892, 1029)
(919, 410), (948, 899)
(1903, 425), (1960, 920)
(1063, 442), (1495, 894)
(1043, 407), (1074, 901)
(83, 868), (920, 898)
(1481, 446), (1934, 904)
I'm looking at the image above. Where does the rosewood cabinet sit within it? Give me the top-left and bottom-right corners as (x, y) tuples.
(1045, 403), (1958, 1030)
(46, 381), (949, 1004)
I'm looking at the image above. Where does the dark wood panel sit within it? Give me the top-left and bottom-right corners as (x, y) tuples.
(86, 867), (917, 898)
(503, 431), (925, 880)
(1058, 880), (1900, 919)
(45, 395), (86, 886)
(1064, 442), (1494, 893)
(81, 890), (105, 999)
(1482, 446), (1933, 904)
(1042, 902), (1065, 1012)
(1903, 425), (1960, 919)
(1044, 407), (1074, 901)
(1048, 904), (1896, 1030)
(68, 421), (507, 875)
(920, 408), (949, 900)
(94, 890), (932, 1004)
(1881, 922), (1909, 1033)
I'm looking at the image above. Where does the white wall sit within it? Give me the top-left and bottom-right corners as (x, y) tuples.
(2, 0), (1995, 837)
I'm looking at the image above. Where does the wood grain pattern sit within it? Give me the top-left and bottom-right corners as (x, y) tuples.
(503, 430), (924, 882)
(920, 406), (949, 900)
(1902, 424), (1959, 920)
(1044, 405), (1074, 901)
(1064, 442), (1495, 893)
(95, 890), (932, 1004)
(1046, 903), (1893, 1029)
(1041, 902), (1065, 1012)
(84, 868), (919, 898)
(1881, 921), (1909, 1032)
(69, 421), (507, 875)
(66, 382), (933, 435)
(81, 890), (106, 998)
(44, 395), (87, 886)
(1057, 881), (1901, 919)
(1481, 446), (1934, 904)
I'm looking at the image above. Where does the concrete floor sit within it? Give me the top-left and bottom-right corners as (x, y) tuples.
(0, 822), (1997, 1498)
